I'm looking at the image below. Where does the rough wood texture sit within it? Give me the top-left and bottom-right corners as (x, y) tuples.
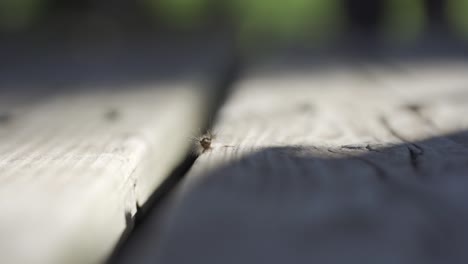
(155, 57), (468, 264)
(0, 37), (226, 264)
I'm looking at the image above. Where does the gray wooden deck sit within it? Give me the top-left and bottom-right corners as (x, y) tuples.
(1, 38), (468, 264)
(115, 50), (468, 264)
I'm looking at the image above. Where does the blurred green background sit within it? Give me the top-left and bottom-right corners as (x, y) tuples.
(0, 0), (468, 42)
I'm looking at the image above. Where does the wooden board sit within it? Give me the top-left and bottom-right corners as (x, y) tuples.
(0, 37), (227, 264)
(153, 56), (468, 264)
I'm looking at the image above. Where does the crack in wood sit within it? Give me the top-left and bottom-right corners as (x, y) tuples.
(341, 145), (363, 150)
(110, 46), (243, 264)
(379, 115), (425, 172)
(408, 144), (424, 171)
(365, 144), (382, 153)
(341, 144), (382, 153)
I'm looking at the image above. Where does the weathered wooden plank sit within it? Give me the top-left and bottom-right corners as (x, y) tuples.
(0, 37), (226, 264)
(154, 56), (468, 264)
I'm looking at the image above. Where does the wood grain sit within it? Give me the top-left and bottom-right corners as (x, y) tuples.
(0, 37), (226, 264)
(155, 57), (468, 264)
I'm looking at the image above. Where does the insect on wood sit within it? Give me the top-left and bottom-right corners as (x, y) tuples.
(190, 130), (216, 155)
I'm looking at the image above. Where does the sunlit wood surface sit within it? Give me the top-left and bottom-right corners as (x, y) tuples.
(0, 37), (226, 264)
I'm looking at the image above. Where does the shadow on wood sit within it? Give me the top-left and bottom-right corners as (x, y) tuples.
(153, 130), (468, 264)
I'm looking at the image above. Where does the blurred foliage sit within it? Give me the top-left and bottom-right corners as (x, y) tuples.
(229, 0), (343, 42)
(447, 0), (468, 37)
(382, 0), (426, 42)
(0, 0), (45, 31)
(2, 0), (468, 41)
(143, 0), (210, 28)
